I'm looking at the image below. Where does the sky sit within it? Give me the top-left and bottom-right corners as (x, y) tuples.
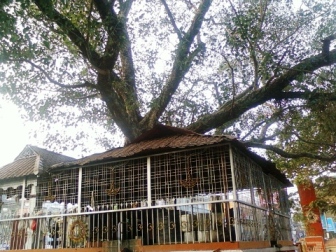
(0, 98), (86, 167)
(0, 99), (30, 167)
(0, 98), (109, 167)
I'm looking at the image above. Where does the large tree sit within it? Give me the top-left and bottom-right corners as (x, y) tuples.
(0, 0), (336, 163)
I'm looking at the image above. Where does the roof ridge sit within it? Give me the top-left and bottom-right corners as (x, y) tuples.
(29, 145), (75, 158)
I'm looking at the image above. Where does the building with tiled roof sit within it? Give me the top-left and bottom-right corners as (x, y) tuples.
(0, 145), (75, 222)
(0, 145), (75, 181)
(0, 126), (296, 252)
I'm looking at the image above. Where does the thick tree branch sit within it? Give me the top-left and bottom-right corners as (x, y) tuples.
(97, 72), (141, 141)
(141, 0), (211, 129)
(117, 4), (137, 95)
(33, 0), (102, 70)
(93, 0), (121, 68)
(244, 142), (336, 162)
(93, 0), (114, 20)
(188, 48), (336, 133)
(119, 0), (134, 17)
(94, 0), (140, 124)
(8, 1), (137, 142)
(117, 1), (141, 123)
(92, 0), (141, 138)
(322, 34), (336, 61)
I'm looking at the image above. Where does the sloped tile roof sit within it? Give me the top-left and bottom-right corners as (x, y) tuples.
(0, 156), (37, 180)
(65, 134), (232, 166)
(51, 125), (291, 186)
(0, 145), (75, 180)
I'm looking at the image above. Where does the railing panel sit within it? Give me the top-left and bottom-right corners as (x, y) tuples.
(0, 201), (291, 250)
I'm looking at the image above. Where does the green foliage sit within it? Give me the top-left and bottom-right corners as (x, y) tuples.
(0, 0), (335, 163)
(313, 176), (336, 214)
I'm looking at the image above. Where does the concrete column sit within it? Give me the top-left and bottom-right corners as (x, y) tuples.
(297, 179), (323, 237)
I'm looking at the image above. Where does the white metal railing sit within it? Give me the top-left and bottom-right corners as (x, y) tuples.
(0, 200), (291, 251)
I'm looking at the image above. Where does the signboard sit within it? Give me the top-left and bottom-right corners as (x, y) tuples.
(327, 217), (335, 232)
(300, 236), (325, 252)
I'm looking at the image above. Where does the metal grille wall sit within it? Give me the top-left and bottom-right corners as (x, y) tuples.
(233, 152), (253, 204)
(53, 169), (79, 206)
(81, 158), (147, 210)
(232, 148), (290, 214)
(150, 145), (233, 202)
(36, 169), (79, 212)
(36, 175), (51, 210)
(269, 175), (290, 215)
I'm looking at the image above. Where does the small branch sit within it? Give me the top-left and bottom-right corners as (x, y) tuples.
(241, 115), (278, 141)
(18, 59), (97, 89)
(73, 93), (99, 99)
(241, 104), (305, 141)
(293, 131), (336, 148)
(227, 0), (238, 17)
(160, 0), (182, 40)
(221, 53), (236, 111)
(273, 91), (336, 101)
(185, 42), (205, 66)
(265, 50), (288, 86)
(250, 47), (259, 89)
(244, 142), (336, 162)
(258, 0), (269, 32)
(182, 0), (197, 10)
(212, 80), (223, 106)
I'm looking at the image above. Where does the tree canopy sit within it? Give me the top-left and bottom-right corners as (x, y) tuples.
(0, 0), (336, 170)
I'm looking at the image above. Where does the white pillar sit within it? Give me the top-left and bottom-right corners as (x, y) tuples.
(20, 178), (26, 218)
(77, 167), (83, 213)
(29, 184), (37, 214)
(147, 157), (151, 207)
